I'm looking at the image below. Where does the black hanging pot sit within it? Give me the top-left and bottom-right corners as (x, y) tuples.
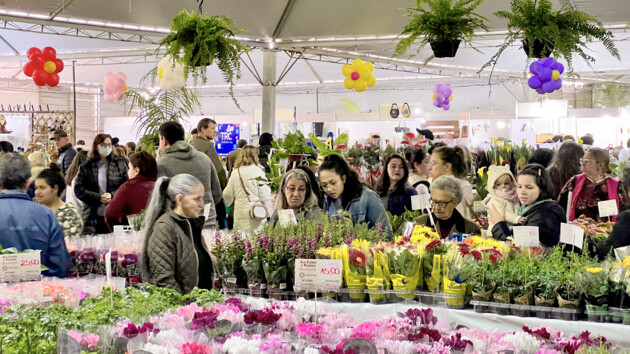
(522, 39), (554, 58)
(429, 39), (461, 58)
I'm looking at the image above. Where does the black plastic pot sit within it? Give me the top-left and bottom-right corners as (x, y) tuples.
(522, 39), (554, 58)
(430, 39), (461, 58)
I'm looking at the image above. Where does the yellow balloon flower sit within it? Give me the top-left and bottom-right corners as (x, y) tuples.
(341, 58), (376, 92)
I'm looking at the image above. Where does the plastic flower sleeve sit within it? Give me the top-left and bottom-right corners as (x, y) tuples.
(77, 237), (95, 276)
(387, 247), (421, 300)
(341, 245), (367, 300)
(365, 249), (386, 303)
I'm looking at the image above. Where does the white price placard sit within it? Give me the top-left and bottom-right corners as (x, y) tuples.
(0, 253), (20, 283)
(411, 194), (431, 211)
(19, 251), (41, 282)
(278, 209), (298, 226)
(513, 226), (540, 247)
(598, 200), (618, 218)
(560, 223), (585, 250)
(402, 222), (415, 237)
(294, 259), (342, 293)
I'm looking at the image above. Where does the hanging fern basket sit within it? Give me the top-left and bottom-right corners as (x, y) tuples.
(429, 39), (461, 58)
(522, 38), (554, 58)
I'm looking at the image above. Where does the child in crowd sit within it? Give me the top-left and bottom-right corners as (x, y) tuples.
(484, 165), (526, 230)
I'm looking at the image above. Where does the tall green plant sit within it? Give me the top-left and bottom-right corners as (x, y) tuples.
(125, 88), (200, 151)
(481, 0), (620, 81)
(395, 0), (488, 56)
(596, 84), (630, 108)
(158, 10), (248, 106)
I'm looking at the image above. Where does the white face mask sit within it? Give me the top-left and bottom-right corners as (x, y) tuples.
(98, 146), (113, 157)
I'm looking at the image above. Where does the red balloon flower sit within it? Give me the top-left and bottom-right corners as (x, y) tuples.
(23, 46), (64, 87)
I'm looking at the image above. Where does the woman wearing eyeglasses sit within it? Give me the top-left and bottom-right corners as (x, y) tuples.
(558, 148), (628, 222)
(75, 134), (129, 234)
(414, 175), (480, 239)
(269, 168), (322, 226)
(320, 154), (393, 239)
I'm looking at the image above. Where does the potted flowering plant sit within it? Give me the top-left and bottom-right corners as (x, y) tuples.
(341, 242), (369, 301)
(242, 236), (266, 297)
(576, 262), (611, 321)
(257, 233), (289, 300)
(386, 246), (421, 300)
(468, 250), (501, 313)
(534, 248), (563, 307)
(422, 239), (449, 293)
(209, 232), (246, 294)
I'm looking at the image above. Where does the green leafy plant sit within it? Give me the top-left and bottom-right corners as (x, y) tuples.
(308, 133), (349, 157)
(126, 88), (200, 151)
(534, 248), (563, 300)
(610, 161), (628, 179)
(272, 131), (315, 157)
(481, 0), (620, 80)
(596, 84), (630, 108)
(387, 209), (424, 236)
(158, 10), (248, 105)
(387, 248), (420, 277)
(395, 0), (488, 57)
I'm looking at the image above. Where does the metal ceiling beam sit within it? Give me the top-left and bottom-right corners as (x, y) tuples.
(272, 0), (297, 39)
(50, 0), (76, 20)
(0, 34), (18, 55)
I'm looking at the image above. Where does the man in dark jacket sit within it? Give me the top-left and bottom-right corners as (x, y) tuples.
(51, 129), (77, 176)
(191, 118), (228, 229)
(0, 154), (70, 278)
(157, 122), (221, 228)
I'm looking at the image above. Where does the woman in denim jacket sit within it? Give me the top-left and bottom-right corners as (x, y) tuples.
(376, 153), (418, 216)
(320, 154), (393, 239)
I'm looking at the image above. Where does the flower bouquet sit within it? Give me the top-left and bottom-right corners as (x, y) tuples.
(365, 248), (389, 304)
(341, 243), (368, 301)
(115, 234), (142, 287)
(422, 240), (449, 292)
(444, 245), (482, 308)
(386, 246), (421, 301)
(259, 234), (289, 300)
(95, 235), (118, 277)
(242, 238), (265, 297)
(577, 263), (611, 319)
(209, 231), (246, 295)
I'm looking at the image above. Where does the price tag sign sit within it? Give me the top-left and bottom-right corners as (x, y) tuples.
(0, 253), (20, 283)
(560, 223), (585, 250)
(203, 203), (212, 219)
(294, 259), (342, 293)
(411, 194), (431, 211)
(278, 209), (298, 226)
(513, 226), (540, 247)
(19, 251), (41, 282)
(598, 200), (618, 218)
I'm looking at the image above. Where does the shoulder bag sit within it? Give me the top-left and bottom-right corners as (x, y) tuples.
(238, 167), (269, 220)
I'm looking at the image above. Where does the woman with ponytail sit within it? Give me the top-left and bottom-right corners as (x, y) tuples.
(142, 174), (212, 294)
(429, 145), (474, 219)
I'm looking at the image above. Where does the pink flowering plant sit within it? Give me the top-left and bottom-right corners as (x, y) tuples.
(66, 330), (100, 352)
(209, 231), (246, 290)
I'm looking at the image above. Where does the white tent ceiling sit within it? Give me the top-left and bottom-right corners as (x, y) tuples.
(0, 0), (629, 92)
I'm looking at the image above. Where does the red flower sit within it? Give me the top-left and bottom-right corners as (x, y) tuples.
(400, 141), (410, 145)
(425, 240), (442, 252)
(356, 144), (363, 148)
(335, 144), (347, 149)
(458, 244), (470, 256)
(348, 248), (367, 268)
(471, 250), (482, 261)
(404, 132), (416, 139)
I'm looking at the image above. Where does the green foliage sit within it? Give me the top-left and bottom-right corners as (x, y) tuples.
(0, 284), (222, 353)
(388, 209), (424, 236)
(609, 161), (627, 179)
(273, 131), (315, 155)
(481, 0), (620, 82)
(534, 248), (564, 300)
(308, 133), (349, 157)
(596, 85), (630, 109)
(387, 248), (420, 276)
(395, 0), (488, 57)
(126, 88), (200, 151)
(467, 252), (497, 293)
(158, 10), (249, 106)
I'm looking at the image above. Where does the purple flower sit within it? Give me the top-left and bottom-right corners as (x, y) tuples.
(442, 333), (473, 350)
(243, 308), (281, 325)
(258, 236), (270, 250)
(191, 311), (219, 331)
(225, 297), (250, 312)
(122, 323), (139, 339)
(245, 241), (253, 259)
(323, 236), (331, 247)
(287, 237), (298, 251)
(344, 236), (355, 244)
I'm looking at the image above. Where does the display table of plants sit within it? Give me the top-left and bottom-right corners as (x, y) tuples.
(0, 280), (624, 354)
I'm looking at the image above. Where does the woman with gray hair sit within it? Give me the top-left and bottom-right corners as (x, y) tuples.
(414, 175), (480, 238)
(142, 173), (211, 294)
(269, 168), (323, 226)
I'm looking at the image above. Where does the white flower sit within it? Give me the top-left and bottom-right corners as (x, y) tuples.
(223, 336), (261, 354)
(377, 339), (415, 354)
(499, 332), (541, 354)
(243, 296), (270, 311)
(142, 343), (170, 354)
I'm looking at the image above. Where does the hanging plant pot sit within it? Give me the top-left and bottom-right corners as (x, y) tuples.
(429, 40), (461, 58)
(522, 39), (554, 58)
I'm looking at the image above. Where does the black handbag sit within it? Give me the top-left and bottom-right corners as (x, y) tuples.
(390, 103), (399, 118)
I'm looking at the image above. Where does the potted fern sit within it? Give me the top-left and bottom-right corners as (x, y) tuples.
(482, 0), (620, 76)
(159, 10), (248, 104)
(395, 0), (488, 58)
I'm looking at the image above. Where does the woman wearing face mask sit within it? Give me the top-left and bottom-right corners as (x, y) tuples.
(35, 166), (83, 238)
(376, 153), (418, 216)
(414, 175), (480, 238)
(142, 174), (211, 294)
(320, 154), (393, 239)
(428, 146), (474, 219)
(489, 164), (565, 247)
(75, 134), (129, 234)
(558, 147), (627, 222)
(105, 151), (157, 230)
(269, 168), (323, 226)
